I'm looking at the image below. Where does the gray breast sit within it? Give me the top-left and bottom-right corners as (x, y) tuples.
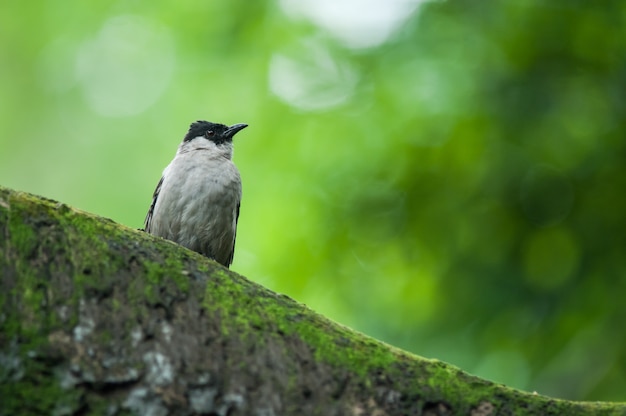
(149, 152), (241, 267)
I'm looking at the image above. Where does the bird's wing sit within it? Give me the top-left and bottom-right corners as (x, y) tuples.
(144, 176), (164, 232)
(226, 201), (240, 267)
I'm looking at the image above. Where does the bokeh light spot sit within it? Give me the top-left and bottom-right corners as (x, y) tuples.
(520, 165), (574, 226)
(269, 40), (358, 110)
(280, 0), (430, 49)
(75, 15), (175, 117)
(523, 227), (581, 291)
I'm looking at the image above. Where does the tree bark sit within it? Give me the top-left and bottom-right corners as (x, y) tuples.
(0, 185), (622, 416)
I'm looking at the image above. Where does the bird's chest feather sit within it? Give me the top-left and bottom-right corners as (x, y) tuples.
(158, 155), (241, 220)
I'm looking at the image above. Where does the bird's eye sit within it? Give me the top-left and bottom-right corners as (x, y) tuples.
(205, 130), (214, 137)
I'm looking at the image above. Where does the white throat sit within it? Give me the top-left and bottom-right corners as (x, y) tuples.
(177, 136), (234, 159)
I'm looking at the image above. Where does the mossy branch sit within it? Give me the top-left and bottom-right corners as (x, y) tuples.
(0, 185), (623, 415)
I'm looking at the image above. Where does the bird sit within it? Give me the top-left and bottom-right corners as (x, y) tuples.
(144, 120), (248, 268)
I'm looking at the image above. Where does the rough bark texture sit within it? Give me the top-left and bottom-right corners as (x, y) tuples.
(0, 185), (624, 416)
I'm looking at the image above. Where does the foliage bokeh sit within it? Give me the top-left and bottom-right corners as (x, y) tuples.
(1, 0), (625, 401)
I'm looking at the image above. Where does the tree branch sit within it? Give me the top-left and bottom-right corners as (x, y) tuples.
(0, 185), (622, 415)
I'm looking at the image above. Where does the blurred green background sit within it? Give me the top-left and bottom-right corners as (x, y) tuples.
(2, 0), (625, 402)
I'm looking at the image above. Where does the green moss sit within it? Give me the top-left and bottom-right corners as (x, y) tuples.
(6, 202), (40, 304)
(197, 262), (210, 274)
(164, 256), (190, 292)
(0, 334), (83, 416)
(142, 254), (192, 301)
(59, 206), (133, 283)
(144, 260), (163, 285)
(142, 261), (163, 303)
(143, 282), (159, 304)
(289, 315), (397, 376)
(8, 217), (37, 259)
(100, 329), (113, 344)
(202, 269), (244, 336)
(199, 265), (399, 378)
(1, 379), (80, 416)
(143, 255), (194, 298)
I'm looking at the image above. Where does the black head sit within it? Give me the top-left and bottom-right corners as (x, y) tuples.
(184, 120), (248, 145)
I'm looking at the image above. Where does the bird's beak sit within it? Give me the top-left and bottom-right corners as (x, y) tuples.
(224, 123), (248, 139)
